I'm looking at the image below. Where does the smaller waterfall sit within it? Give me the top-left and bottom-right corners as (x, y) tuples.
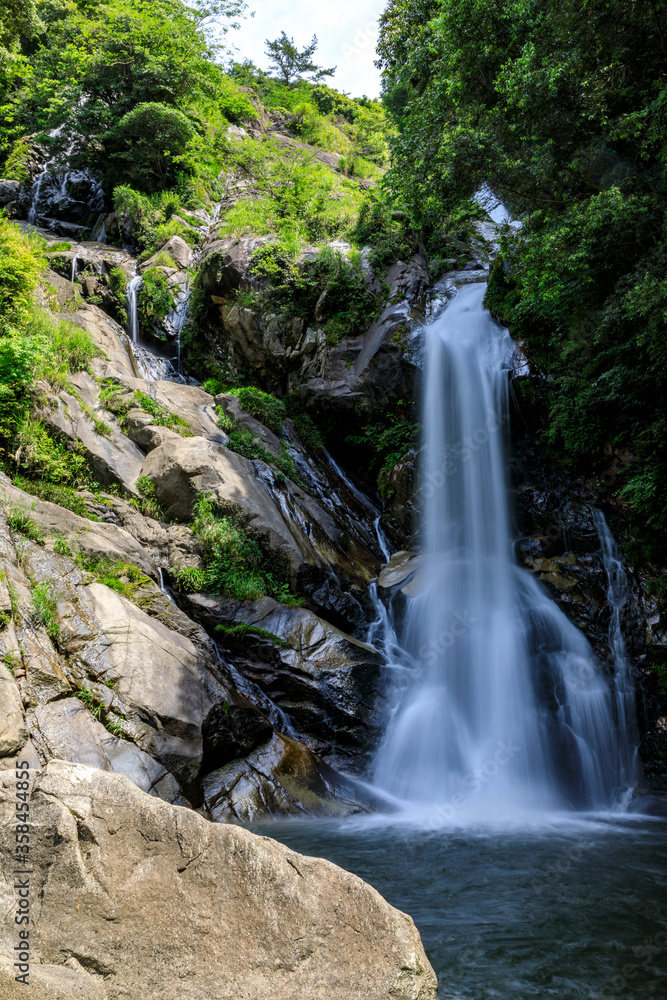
(26, 129), (104, 229)
(28, 169), (49, 226)
(70, 256), (79, 284)
(89, 213), (107, 243)
(126, 276), (143, 343)
(593, 510), (639, 796)
(169, 280), (191, 375)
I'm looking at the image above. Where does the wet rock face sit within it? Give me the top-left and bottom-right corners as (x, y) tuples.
(0, 762), (438, 1000)
(183, 593), (386, 771)
(203, 731), (384, 822)
(0, 179), (20, 206)
(0, 469), (386, 818)
(510, 420), (667, 794)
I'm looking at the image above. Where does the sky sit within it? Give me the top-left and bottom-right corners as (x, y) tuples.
(224, 0), (387, 99)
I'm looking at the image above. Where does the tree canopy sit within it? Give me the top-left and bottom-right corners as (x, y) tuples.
(377, 0), (667, 552)
(264, 32), (335, 86)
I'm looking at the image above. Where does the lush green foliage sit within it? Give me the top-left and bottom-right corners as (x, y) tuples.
(378, 0), (667, 551)
(0, 221), (101, 495)
(175, 493), (301, 604)
(104, 102), (196, 188)
(228, 386), (286, 432)
(264, 32), (335, 87)
(139, 267), (175, 328)
(5, 499), (45, 544)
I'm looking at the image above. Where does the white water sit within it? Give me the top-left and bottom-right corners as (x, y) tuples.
(168, 279), (192, 375)
(126, 276), (143, 343)
(593, 509), (639, 795)
(374, 284), (637, 817)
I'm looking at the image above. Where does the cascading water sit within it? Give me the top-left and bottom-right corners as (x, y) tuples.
(374, 283), (637, 817)
(593, 509), (639, 795)
(168, 279), (192, 376)
(126, 275), (143, 343)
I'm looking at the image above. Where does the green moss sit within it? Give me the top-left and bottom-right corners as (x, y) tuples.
(214, 621), (290, 647)
(75, 553), (151, 600)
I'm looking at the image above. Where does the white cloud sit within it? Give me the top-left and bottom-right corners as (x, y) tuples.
(224, 0), (386, 98)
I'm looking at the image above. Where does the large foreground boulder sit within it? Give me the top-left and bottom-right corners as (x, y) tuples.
(0, 762), (438, 1000)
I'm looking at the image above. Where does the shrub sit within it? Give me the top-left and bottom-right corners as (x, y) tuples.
(176, 494), (300, 604)
(228, 386), (286, 432)
(0, 218), (45, 329)
(138, 267), (175, 329)
(105, 102), (197, 188)
(12, 418), (91, 486)
(1, 138), (32, 183)
(293, 413), (324, 453)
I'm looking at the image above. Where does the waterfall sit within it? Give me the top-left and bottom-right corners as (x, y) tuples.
(374, 284), (637, 817)
(89, 213), (107, 243)
(169, 279), (192, 376)
(126, 276), (143, 343)
(593, 510), (639, 796)
(70, 256), (79, 284)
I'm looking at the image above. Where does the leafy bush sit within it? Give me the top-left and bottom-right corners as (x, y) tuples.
(217, 76), (256, 124)
(354, 192), (413, 273)
(228, 386), (286, 432)
(0, 218), (45, 329)
(11, 418), (91, 486)
(104, 102), (197, 188)
(347, 416), (420, 474)
(292, 413), (324, 453)
(138, 267), (175, 329)
(176, 494), (300, 604)
(1, 138), (32, 183)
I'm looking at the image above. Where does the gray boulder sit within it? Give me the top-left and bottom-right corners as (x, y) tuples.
(0, 761), (438, 1000)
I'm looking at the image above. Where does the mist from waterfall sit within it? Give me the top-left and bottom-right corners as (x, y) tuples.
(374, 284), (638, 818)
